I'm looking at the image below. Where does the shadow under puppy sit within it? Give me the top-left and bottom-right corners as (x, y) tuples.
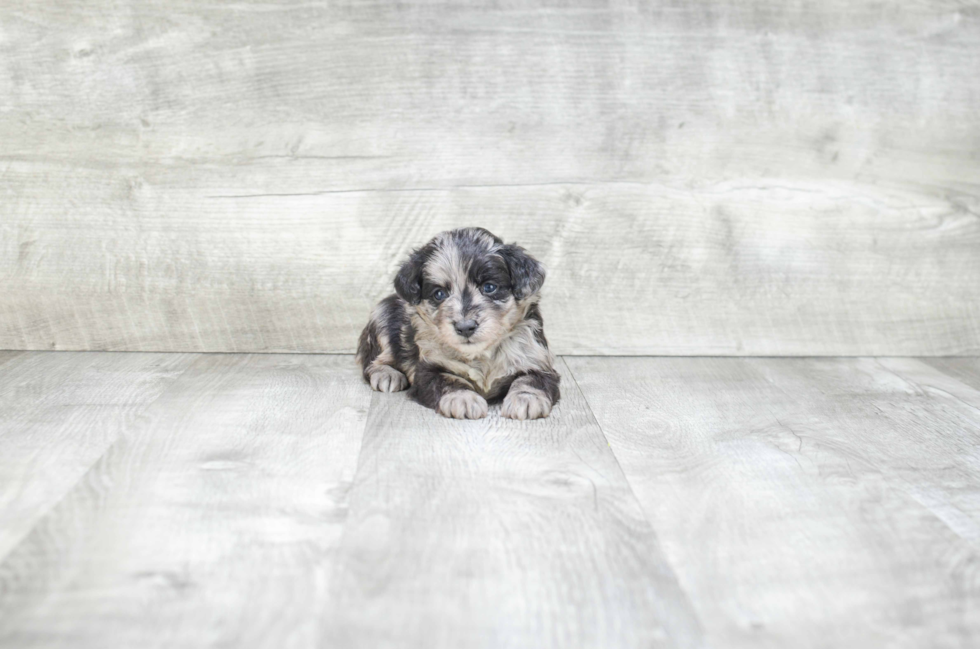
(356, 227), (560, 419)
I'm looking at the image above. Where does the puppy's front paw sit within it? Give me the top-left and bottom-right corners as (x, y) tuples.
(438, 390), (488, 419)
(501, 390), (552, 420)
(369, 365), (409, 393)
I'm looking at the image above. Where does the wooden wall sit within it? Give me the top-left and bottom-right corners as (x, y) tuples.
(2, 0), (978, 355)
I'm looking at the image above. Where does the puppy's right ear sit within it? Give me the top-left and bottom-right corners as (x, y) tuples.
(394, 247), (427, 305)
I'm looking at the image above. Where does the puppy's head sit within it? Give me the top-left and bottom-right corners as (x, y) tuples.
(394, 227), (545, 356)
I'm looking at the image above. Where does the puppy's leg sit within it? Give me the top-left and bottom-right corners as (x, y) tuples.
(412, 363), (488, 419)
(356, 302), (409, 393)
(501, 370), (560, 420)
(366, 363), (409, 393)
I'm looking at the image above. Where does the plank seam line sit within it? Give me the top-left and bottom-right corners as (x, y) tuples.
(758, 356), (980, 550)
(206, 179), (667, 198)
(0, 353), (202, 567)
(559, 357), (657, 521)
(885, 359), (980, 411)
(0, 351), (25, 370)
(559, 357), (706, 642)
(314, 389), (379, 644)
(864, 359), (980, 549)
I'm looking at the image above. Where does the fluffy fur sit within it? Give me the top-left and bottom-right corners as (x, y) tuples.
(356, 227), (560, 419)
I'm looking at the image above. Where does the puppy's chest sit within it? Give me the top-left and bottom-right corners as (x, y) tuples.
(441, 357), (513, 398)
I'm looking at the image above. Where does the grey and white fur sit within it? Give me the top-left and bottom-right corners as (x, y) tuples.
(356, 227), (560, 419)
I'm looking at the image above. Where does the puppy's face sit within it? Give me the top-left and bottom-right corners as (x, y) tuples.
(394, 228), (545, 357)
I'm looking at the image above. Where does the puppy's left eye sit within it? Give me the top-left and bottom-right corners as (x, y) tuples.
(482, 282), (497, 295)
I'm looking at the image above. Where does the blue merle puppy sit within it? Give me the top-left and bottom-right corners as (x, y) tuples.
(356, 227), (560, 419)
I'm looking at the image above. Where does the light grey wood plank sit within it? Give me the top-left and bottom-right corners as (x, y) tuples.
(1, 0), (979, 355)
(566, 356), (980, 649)
(922, 357), (980, 394)
(321, 358), (702, 649)
(0, 351), (195, 561)
(0, 354), (372, 649)
(0, 351), (24, 368)
(867, 357), (980, 548)
(3, 179), (979, 355)
(4, 1), (975, 183)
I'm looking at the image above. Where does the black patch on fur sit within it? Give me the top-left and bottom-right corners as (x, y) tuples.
(394, 242), (436, 305)
(403, 321), (420, 366)
(525, 303), (543, 324)
(449, 228), (501, 261)
(409, 362), (476, 409)
(486, 366), (560, 405)
(534, 328), (549, 349)
(356, 294), (416, 386)
(524, 303), (549, 348)
(486, 374), (519, 403)
(514, 369), (561, 405)
(465, 227), (503, 246)
(355, 320), (381, 379)
(467, 254), (513, 303)
(498, 243), (545, 300)
(379, 295), (406, 361)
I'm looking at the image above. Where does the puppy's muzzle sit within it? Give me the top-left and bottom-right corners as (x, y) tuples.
(453, 319), (478, 338)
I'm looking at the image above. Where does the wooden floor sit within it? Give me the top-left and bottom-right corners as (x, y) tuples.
(1, 352), (978, 648)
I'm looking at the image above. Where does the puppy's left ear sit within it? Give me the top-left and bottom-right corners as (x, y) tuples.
(499, 244), (545, 300)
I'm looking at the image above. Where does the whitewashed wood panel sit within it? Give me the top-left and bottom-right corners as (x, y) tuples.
(0, 352), (22, 368)
(0, 351), (194, 561)
(0, 354), (372, 649)
(922, 357), (980, 393)
(2, 352), (980, 646)
(320, 358), (702, 649)
(1, 0), (979, 354)
(3, 177), (979, 355)
(565, 356), (980, 648)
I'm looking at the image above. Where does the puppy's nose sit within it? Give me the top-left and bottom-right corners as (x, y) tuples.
(454, 319), (478, 338)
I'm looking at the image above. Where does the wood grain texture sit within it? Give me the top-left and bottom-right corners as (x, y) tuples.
(2, 0), (979, 355)
(2, 352), (980, 647)
(871, 357), (980, 548)
(0, 353), (372, 649)
(565, 356), (980, 648)
(0, 352), (23, 368)
(0, 351), (195, 561)
(922, 357), (980, 393)
(321, 357), (702, 649)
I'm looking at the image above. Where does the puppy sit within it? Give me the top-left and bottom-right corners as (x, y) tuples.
(356, 227), (560, 420)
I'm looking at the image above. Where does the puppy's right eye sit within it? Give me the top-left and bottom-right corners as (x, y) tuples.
(432, 288), (447, 302)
